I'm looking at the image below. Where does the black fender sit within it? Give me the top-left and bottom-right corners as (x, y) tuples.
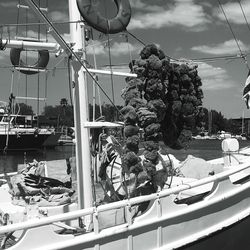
(77, 0), (131, 34)
(10, 48), (49, 75)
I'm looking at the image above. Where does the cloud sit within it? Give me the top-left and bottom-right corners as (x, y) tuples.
(197, 62), (235, 90)
(0, 2), (17, 8)
(214, 0), (250, 25)
(49, 11), (68, 22)
(130, 0), (163, 12)
(0, 49), (9, 61)
(128, 0), (211, 31)
(191, 39), (250, 55)
(86, 41), (143, 57)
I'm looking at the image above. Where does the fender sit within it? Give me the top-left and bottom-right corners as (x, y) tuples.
(10, 48), (49, 75)
(77, 0), (131, 34)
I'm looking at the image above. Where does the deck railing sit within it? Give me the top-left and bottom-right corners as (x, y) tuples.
(0, 160), (250, 235)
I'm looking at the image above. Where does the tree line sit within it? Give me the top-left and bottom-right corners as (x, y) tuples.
(14, 99), (123, 128)
(14, 100), (243, 135)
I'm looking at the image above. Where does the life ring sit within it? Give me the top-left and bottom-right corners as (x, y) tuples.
(10, 48), (49, 75)
(76, 0), (131, 34)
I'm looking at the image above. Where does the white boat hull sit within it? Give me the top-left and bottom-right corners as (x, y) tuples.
(1, 160), (250, 250)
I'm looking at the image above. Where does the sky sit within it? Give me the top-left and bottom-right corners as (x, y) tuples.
(0, 0), (250, 119)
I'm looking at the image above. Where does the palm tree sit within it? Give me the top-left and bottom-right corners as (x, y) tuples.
(60, 98), (68, 107)
(59, 98), (68, 127)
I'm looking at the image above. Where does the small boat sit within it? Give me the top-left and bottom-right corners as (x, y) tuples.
(0, 1), (250, 250)
(42, 131), (63, 147)
(57, 135), (75, 146)
(58, 127), (75, 146)
(0, 113), (53, 151)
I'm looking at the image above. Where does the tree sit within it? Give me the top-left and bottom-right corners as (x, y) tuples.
(89, 103), (123, 122)
(60, 98), (68, 107)
(42, 104), (74, 127)
(14, 103), (34, 115)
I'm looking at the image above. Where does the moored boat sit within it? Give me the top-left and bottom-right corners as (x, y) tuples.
(0, 113), (52, 151)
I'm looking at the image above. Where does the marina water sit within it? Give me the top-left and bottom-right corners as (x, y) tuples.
(0, 145), (75, 174)
(1, 139), (250, 174)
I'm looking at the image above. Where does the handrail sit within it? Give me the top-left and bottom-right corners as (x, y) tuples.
(0, 172), (17, 178)
(1, 39), (58, 51)
(0, 161), (250, 234)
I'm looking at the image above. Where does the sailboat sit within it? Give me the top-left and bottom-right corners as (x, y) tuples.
(1, 1), (250, 250)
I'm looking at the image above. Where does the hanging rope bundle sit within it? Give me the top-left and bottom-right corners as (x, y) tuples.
(120, 44), (204, 195)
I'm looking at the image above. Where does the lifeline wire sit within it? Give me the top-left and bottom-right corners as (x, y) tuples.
(16, 0), (21, 37)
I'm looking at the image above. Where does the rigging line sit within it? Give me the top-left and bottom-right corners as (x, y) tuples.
(52, 56), (66, 69)
(217, 0), (249, 70)
(126, 29), (179, 61)
(91, 33), (97, 120)
(104, 1), (115, 106)
(0, 20), (82, 28)
(90, 28), (103, 117)
(15, 68), (22, 115)
(16, 0), (21, 36)
(67, 56), (73, 107)
(45, 0), (48, 42)
(237, 0), (250, 34)
(10, 69), (15, 94)
(126, 30), (146, 46)
(87, 38), (113, 49)
(107, 35), (115, 105)
(25, 7), (28, 104)
(45, 70), (48, 107)
(125, 33), (134, 73)
(189, 54), (246, 61)
(190, 56), (245, 62)
(37, 0), (42, 118)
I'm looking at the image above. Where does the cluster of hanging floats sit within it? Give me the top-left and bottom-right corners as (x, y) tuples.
(120, 44), (204, 195)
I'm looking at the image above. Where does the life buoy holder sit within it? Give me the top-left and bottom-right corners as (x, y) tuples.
(10, 48), (49, 75)
(76, 0), (131, 34)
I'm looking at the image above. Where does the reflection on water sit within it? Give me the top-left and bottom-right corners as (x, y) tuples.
(0, 145), (75, 173)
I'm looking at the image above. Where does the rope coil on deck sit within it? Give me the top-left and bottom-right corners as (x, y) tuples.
(76, 0), (131, 34)
(10, 48), (49, 75)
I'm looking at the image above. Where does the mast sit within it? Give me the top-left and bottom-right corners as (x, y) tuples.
(68, 1), (93, 211)
(242, 110), (245, 134)
(208, 110), (212, 135)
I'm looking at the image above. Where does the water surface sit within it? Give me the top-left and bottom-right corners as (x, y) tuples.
(0, 139), (249, 174)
